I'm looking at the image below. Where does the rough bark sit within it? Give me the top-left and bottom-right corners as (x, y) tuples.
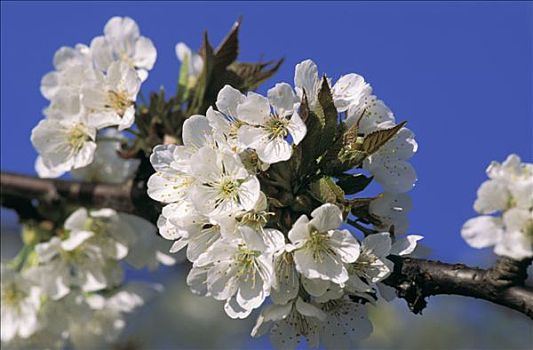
(384, 256), (533, 319)
(1, 171), (532, 319)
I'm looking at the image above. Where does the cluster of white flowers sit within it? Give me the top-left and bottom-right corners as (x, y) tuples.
(4, 18), (175, 345)
(462, 154), (533, 260)
(148, 60), (422, 349)
(1, 206), (174, 348)
(31, 16), (156, 178)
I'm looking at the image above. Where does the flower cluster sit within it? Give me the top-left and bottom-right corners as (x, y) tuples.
(148, 60), (422, 349)
(31, 16), (156, 178)
(6, 15), (431, 349)
(1, 18), (179, 348)
(462, 154), (533, 260)
(1, 207), (174, 347)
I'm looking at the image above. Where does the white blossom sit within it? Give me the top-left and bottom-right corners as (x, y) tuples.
(251, 298), (326, 349)
(238, 83), (307, 164)
(190, 146), (261, 217)
(175, 42), (204, 85)
(82, 61), (141, 130)
(362, 122), (418, 193)
(40, 44), (94, 101)
(207, 85), (247, 151)
(1, 265), (43, 343)
(346, 233), (393, 293)
(462, 154), (533, 260)
(32, 208), (130, 299)
(294, 59), (371, 112)
(289, 203), (360, 284)
(318, 297), (373, 349)
(369, 192), (412, 234)
(147, 114), (219, 205)
(190, 232), (283, 319)
(271, 249), (300, 305)
(31, 118), (97, 178)
(159, 201), (223, 262)
(91, 16), (157, 81)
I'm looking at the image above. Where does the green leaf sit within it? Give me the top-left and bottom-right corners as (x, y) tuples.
(362, 121), (406, 155)
(175, 53), (190, 104)
(315, 76), (338, 153)
(188, 32), (215, 114)
(214, 19), (241, 71)
(296, 94), (321, 178)
(336, 173), (373, 195)
(309, 177), (345, 204)
(228, 59), (284, 91)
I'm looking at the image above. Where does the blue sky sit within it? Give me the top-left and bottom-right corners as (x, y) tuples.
(1, 1), (531, 264)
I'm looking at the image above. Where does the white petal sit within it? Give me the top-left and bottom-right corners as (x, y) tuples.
(238, 125), (269, 149)
(238, 176), (261, 211)
(90, 36), (114, 72)
(494, 229), (533, 260)
(133, 36), (157, 71)
(147, 172), (192, 203)
(206, 260), (239, 300)
(268, 82), (296, 117)
(309, 203), (343, 232)
(301, 277), (330, 297)
(332, 73), (371, 112)
(293, 249), (348, 284)
(294, 59), (319, 107)
(35, 156), (68, 178)
(216, 85), (245, 117)
(236, 92), (271, 125)
(236, 278), (266, 310)
(295, 297), (327, 321)
(225, 296), (253, 319)
(256, 136), (292, 164)
(474, 180), (510, 214)
(287, 108), (307, 145)
(329, 229), (360, 263)
(288, 215), (310, 244)
(365, 158), (417, 194)
(271, 255), (299, 305)
(182, 115), (213, 149)
(390, 235), (424, 256)
(461, 216), (503, 249)
(64, 208), (89, 231)
(104, 16), (139, 55)
(361, 232), (391, 258)
(61, 230), (94, 251)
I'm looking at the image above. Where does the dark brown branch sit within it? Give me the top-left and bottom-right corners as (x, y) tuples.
(1, 171), (532, 319)
(384, 256), (533, 319)
(0, 171), (158, 221)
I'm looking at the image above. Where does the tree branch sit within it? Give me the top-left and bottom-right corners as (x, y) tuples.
(0, 171), (157, 221)
(1, 171), (532, 319)
(384, 256), (533, 319)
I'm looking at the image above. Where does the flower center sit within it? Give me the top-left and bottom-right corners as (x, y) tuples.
(229, 120), (245, 139)
(236, 245), (261, 285)
(67, 125), (89, 151)
(83, 218), (107, 235)
(107, 90), (133, 116)
(119, 51), (135, 68)
(240, 210), (272, 230)
(219, 178), (240, 199)
(304, 229), (336, 262)
(265, 117), (289, 139)
(2, 285), (26, 306)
